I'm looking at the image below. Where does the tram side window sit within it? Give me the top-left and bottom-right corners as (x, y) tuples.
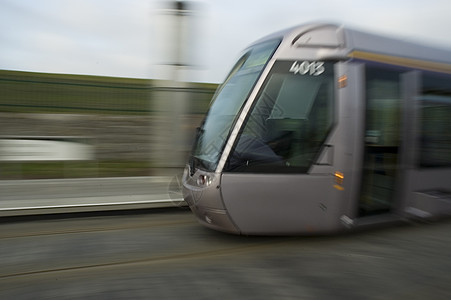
(365, 68), (401, 148)
(419, 73), (451, 168)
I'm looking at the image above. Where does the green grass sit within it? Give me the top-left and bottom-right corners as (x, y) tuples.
(0, 160), (154, 179)
(0, 70), (217, 115)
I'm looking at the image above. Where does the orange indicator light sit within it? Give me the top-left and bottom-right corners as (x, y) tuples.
(334, 171), (344, 185)
(338, 75), (347, 88)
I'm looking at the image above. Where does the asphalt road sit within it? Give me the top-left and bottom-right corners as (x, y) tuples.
(1, 209), (451, 299)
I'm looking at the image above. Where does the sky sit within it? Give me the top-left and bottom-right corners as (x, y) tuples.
(1, 0), (451, 83)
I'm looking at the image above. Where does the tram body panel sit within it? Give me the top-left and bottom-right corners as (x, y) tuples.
(220, 173), (343, 235)
(334, 62), (367, 218)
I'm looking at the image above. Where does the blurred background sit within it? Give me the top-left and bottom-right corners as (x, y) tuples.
(1, 0), (451, 179)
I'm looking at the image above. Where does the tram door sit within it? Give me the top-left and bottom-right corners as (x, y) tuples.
(358, 66), (402, 216)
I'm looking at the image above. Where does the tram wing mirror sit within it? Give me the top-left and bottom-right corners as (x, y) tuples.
(314, 144), (334, 166)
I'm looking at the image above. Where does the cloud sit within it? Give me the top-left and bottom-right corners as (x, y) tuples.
(0, 0), (153, 77)
(1, 0), (451, 82)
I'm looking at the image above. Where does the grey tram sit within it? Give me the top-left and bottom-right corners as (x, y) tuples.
(182, 23), (451, 235)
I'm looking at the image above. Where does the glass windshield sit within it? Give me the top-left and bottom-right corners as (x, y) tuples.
(191, 39), (281, 171)
(225, 60), (335, 173)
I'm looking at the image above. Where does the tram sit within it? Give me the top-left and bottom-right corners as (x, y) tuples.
(182, 23), (451, 235)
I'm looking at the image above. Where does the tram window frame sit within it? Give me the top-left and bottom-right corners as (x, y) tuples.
(419, 72), (451, 168)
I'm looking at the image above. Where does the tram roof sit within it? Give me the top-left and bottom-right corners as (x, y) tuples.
(252, 23), (451, 71)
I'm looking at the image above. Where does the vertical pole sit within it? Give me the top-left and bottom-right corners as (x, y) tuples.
(151, 1), (195, 173)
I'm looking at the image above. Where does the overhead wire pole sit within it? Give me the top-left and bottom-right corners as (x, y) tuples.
(150, 1), (198, 173)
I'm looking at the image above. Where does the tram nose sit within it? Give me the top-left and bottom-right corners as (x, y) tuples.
(182, 166), (241, 234)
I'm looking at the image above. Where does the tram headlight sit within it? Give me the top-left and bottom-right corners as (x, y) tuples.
(197, 174), (212, 187)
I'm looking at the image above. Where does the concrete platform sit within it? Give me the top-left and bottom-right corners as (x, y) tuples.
(0, 176), (185, 217)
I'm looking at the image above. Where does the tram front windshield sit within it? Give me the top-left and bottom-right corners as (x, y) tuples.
(225, 60), (335, 173)
(191, 39), (281, 171)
